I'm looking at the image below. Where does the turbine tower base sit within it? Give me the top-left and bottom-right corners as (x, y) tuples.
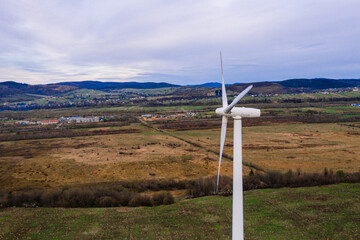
(233, 117), (244, 240)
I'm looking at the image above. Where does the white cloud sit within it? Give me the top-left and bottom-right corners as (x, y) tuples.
(0, 0), (359, 85)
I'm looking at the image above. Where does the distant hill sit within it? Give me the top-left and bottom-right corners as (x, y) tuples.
(53, 81), (180, 90)
(1, 78), (360, 99)
(277, 78), (360, 89)
(188, 82), (222, 88)
(227, 81), (296, 95)
(226, 78), (360, 95)
(0, 81), (77, 97)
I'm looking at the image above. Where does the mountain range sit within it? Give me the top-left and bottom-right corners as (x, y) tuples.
(1, 78), (360, 98)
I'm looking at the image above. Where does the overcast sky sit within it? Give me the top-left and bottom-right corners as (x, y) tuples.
(0, 0), (359, 85)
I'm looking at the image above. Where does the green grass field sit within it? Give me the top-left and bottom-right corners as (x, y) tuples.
(1, 183), (359, 239)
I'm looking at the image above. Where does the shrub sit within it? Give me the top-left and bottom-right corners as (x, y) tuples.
(187, 177), (214, 197)
(243, 175), (261, 190)
(117, 191), (130, 206)
(128, 194), (152, 207)
(0, 192), (9, 208)
(62, 188), (95, 208)
(163, 192), (174, 205)
(40, 189), (62, 207)
(324, 168), (328, 176)
(97, 196), (118, 207)
(10, 190), (41, 207)
(336, 170), (345, 179)
(152, 192), (166, 206)
(152, 191), (174, 206)
(140, 195), (152, 207)
(10, 191), (27, 207)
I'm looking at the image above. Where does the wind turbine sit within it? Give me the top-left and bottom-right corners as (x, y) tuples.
(215, 53), (260, 240)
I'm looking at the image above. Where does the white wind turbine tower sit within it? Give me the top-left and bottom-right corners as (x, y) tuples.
(215, 53), (260, 240)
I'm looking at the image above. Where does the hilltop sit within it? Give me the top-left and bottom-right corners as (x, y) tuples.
(1, 78), (359, 97)
(1, 78), (360, 109)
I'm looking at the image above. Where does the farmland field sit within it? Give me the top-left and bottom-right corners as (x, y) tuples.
(0, 183), (359, 239)
(1, 111), (360, 191)
(170, 122), (360, 174)
(0, 123), (237, 191)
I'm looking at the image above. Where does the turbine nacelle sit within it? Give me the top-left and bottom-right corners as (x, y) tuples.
(215, 107), (260, 118)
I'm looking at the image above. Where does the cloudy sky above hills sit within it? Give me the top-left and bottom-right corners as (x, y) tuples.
(0, 0), (359, 85)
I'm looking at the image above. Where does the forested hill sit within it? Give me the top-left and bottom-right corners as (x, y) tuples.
(0, 81), (179, 97)
(0, 81), (77, 97)
(53, 81), (180, 90)
(277, 78), (360, 89)
(1, 78), (360, 98)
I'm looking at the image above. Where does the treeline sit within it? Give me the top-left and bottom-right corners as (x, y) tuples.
(158, 120), (220, 130)
(0, 179), (189, 208)
(0, 186), (174, 208)
(188, 169), (360, 198)
(1, 169), (359, 208)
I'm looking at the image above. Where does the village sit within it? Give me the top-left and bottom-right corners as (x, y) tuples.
(10, 112), (200, 125)
(140, 111), (198, 121)
(15, 116), (112, 125)
(13, 112), (199, 125)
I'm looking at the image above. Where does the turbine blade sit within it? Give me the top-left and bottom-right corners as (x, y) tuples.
(224, 85), (253, 113)
(216, 115), (228, 193)
(220, 52), (228, 107)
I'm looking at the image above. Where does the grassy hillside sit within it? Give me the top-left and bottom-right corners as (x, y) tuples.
(0, 183), (359, 239)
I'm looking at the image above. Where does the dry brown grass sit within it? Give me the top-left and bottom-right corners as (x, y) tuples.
(2, 121), (358, 191)
(0, 124), (239, 191)
(171, 122), (360, 174)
